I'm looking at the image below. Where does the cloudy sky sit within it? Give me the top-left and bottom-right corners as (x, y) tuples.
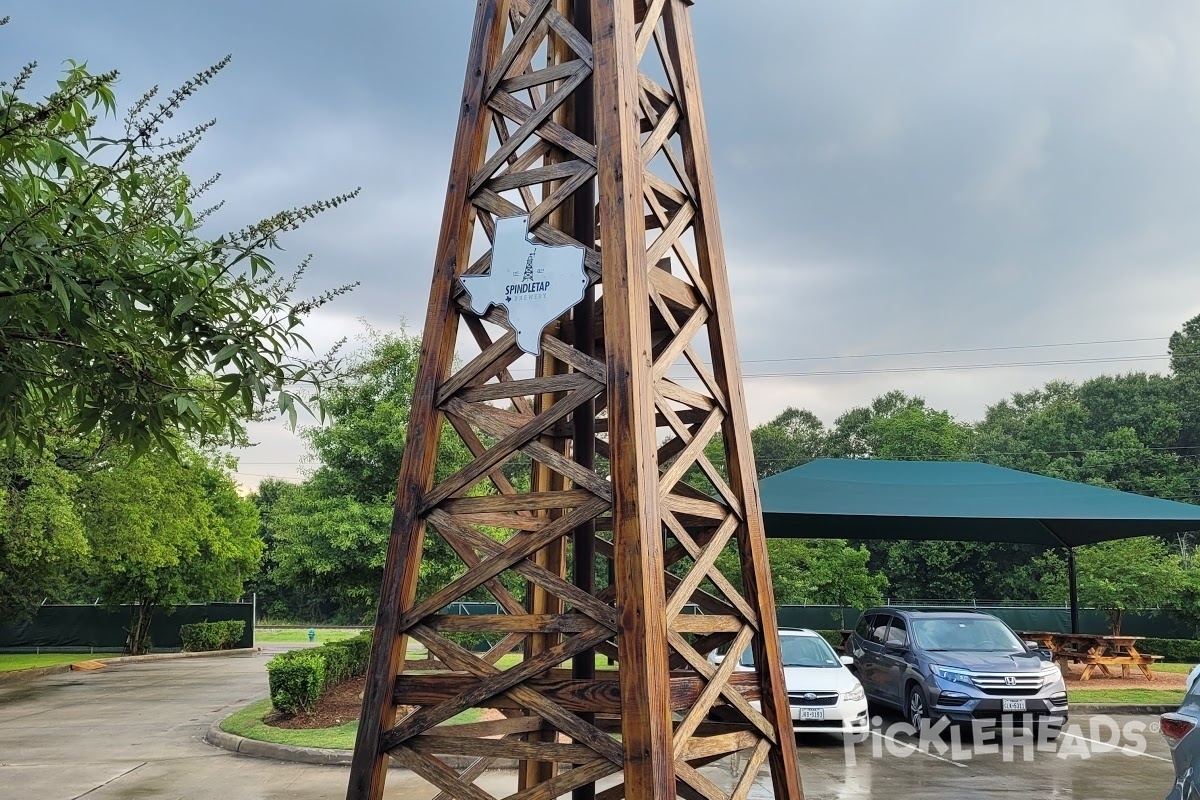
(9, 2), (1200, 488)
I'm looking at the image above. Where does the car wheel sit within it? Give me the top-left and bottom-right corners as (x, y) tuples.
(907, 685), (929, 730)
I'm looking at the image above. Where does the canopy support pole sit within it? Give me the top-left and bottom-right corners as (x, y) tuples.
(1066, 546), (1080, 634)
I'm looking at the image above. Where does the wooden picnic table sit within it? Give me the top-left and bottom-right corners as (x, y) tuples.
(1019, 631), (1164, 681)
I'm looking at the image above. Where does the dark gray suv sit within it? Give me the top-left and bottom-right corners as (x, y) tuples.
(847, 609), (1068, 735)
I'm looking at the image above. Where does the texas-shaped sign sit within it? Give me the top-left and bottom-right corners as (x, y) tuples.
(460, 214), (589, 356)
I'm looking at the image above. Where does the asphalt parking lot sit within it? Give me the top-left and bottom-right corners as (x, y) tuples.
(0, 652), (1181, 800)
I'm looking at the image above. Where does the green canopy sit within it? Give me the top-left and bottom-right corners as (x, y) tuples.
(759, 458), (1200, 548)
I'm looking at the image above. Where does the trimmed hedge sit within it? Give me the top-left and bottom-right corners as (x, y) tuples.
(266, 631), (372, 715)
(1139, 637), (1200, 663)
(179, 620), (246, 652)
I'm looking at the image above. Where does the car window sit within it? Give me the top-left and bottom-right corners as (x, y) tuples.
(868, 614), (891, 645)
(778, 635), (841, 668)
(911, 617), (1024, 652)
(886, 617), (909, 647)
(854, 614), (874, 638)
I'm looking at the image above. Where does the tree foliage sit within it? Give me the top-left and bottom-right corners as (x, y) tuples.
(78, 444), (262, 653)
(1032, 538), (1183, 634)
(0, 441), (87, 621)
(0, 29), (357, 455)
(266, 331), (497, 622)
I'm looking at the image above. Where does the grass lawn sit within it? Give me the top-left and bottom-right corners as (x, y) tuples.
(253, 628), (367, 644)
(220, 699), (489, 750)
(1068, 688), (1185, 705)
(0, 653), (95, 672)
(1153, 662), (1197, 675)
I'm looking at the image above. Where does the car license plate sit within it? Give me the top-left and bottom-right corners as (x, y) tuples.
(798, 708), (825, 721)
(1002, 699), (1027, 712)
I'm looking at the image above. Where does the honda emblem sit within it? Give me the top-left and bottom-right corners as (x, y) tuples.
(1004, 676), (1017, 686)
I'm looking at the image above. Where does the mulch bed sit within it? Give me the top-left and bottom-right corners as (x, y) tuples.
(1061, 664), (1188, 691)
(267, 678), (374, 729)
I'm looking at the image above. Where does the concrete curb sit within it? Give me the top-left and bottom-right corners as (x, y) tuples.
(1070, 703), (1177, 715)
(0, 647), (261, 684)
(204, 711), (517, 770)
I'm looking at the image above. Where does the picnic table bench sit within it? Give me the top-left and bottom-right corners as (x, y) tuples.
(1020, 631), (1164, 681)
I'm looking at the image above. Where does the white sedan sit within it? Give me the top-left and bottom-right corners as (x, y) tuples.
(713, 628), (869, 738)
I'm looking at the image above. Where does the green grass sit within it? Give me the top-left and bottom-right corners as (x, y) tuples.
(1068, 688), (1186, 705)
(253, 628), (367, 644)
(221, 699), (489, 750)
(1152, 662), (1197, 674)
(0, 653), (95, 672)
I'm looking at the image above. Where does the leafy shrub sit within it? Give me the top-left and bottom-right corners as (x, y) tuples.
(815, 630), (845, 652)
(265, 631), (373, 714)
(180, 620), (246, 652)
(1139, 637), (1200, 663)
(267, 650), (326, 714)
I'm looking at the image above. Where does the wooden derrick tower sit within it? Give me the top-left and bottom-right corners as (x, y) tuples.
(348, 2), (804, 799)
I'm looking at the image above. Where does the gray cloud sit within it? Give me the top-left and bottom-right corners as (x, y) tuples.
(9, 2), (1200, 486)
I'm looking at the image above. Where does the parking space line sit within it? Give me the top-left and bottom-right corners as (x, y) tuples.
(867, 730), (969, 768)
(1059, 732), (1170, 762)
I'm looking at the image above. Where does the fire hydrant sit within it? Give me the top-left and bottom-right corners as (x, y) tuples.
(307, 628), (316, 642)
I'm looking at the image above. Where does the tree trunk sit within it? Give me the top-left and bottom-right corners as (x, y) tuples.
(1109, 609), (1123, 637)
(125, 598), (156, 655)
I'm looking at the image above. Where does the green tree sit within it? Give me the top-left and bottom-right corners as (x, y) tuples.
(0, 27), (356, 455)
(717, 539), (886, 627)
(866, 405), (969, 461)
(1034, 538), (1182, 634)
(0, 442), (88, 621)
(268, 331), (498, 622)
(78, 445), (262, 653)
(747, 407), (828, 478)
(826, 391), (926, 459)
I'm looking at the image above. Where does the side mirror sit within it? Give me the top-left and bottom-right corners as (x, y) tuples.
(884, 642), (908, 655)
(1023, 640), (1040, 650)
(709, 652), (725, 666)
(840, 655), (854, 667)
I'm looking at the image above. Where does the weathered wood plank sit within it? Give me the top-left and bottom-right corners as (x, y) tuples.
(499, 59), (585, 94)
(484, 0), (555, 100)
(473, 65), (589, 196)
(488, 159), (588, 192)
(441, 490), (597, 514)
(456, 372), (594, 404)
(409, 734), (600, 764)
(420, 383), (601, 511)
(402, 497), (608, 630)
(392, 671), (760, 714)
(388, 746), (497, 800)
(425, 613), (597, 634)
(488, 91), (598, 166)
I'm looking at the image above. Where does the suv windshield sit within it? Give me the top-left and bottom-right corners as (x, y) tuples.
(911, 618), (1025, 652)
(740, 636), (841, 668)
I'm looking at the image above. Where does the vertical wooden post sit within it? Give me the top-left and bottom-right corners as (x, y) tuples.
(593, 0), (676, 795)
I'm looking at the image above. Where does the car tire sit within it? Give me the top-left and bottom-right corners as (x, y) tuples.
(906, 684), (929, 731)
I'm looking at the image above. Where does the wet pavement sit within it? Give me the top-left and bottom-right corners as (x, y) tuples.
(0, 648), (1181, 799)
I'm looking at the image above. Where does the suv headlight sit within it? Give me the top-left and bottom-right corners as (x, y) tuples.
(1040, 664), (1063, 681)
(931, 664), (973, 685)
(842, 683), (865, 702)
